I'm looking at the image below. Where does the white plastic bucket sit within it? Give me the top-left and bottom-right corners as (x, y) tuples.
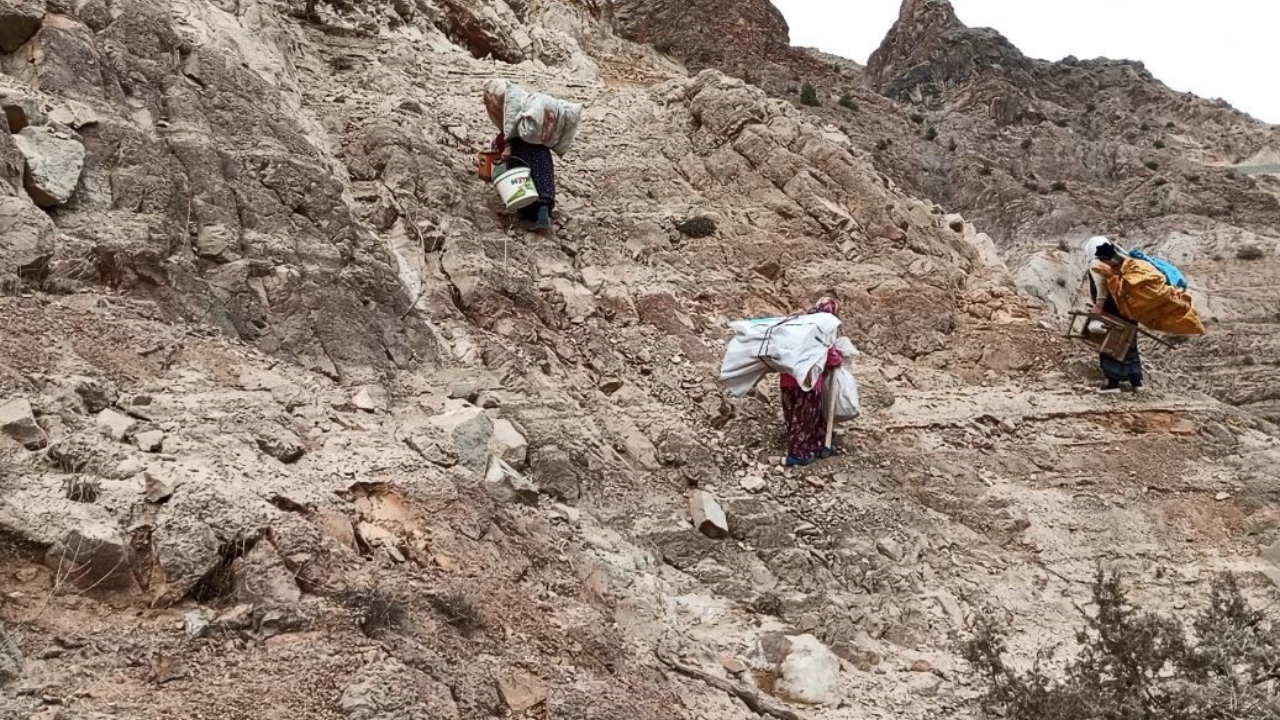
(493, 166), (539, 211)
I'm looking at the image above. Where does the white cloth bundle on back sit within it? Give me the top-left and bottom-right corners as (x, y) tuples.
(719, 313), (843, 396)
(496, 82), (583, 157)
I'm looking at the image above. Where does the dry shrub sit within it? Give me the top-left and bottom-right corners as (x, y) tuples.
(0, 622), (21, 684)
(1238, 246), (1265, 261)
(63, 476), (101, 503)
(963, 571), (1280, 720)
(431, 591), (484, 633)
(343, 589), (408, 637)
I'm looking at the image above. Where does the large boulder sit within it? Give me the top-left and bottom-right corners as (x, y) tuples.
(46, 522), (137, 591)
(774, 634), (842, 706)
(0, 194), (55, 282)
(429, 402), (495, 475)
(0, 0), (44, 53)
(13, 125), (84, 206)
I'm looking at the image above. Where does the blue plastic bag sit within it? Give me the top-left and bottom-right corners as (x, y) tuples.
(1129, 248), (1189, 290)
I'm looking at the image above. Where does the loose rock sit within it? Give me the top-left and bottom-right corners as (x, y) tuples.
(1, 398), (46, 449)
(70, 376), (117, 414)
(13, 125), (85, 207)
(490, 418), (528, 469)
(135, 430), (165, 453)
(256, 426), (306, 464)
(689, 490), (728, 539)
(448, 381), (478, 401)
(428, 402), (494, 474)
(351, 386), (388, 413)
(46, 523), (136, 591)
(96, 408), (137, 442)
(184, 609), (211, 639)
(775, 634), (842, 706)
(485, 458), (539, 506)
(876, 536), (904, 562)
(498, 668), (548, 713)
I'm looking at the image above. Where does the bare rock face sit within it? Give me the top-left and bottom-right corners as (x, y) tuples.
(437, 0), (527, 63)
(13, 125), (84, 206)
(0, 88), (44, 132)
(0, 0), (45, 53)
(0, 194), (55, 282)
(341, 659), (459, 720)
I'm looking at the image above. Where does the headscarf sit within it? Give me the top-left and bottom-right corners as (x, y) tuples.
(1085, 235), (1124, 262)
(808, 297), (839, 316)
(483, 79), (508, 130)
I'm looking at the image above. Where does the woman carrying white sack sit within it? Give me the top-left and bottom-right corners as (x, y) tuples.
(482, 79), (583, 231)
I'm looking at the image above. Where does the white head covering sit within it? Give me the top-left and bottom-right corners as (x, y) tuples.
(1084, 236), (1111, 258)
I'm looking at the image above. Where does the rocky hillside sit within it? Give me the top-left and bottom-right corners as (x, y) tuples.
(616, 0), (1280, 423)
(2, 1), (1279, 719)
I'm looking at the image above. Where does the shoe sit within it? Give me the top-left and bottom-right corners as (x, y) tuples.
(1131, 383), (1146, 394)
(1098, 383), (1122, 395)
(819, 446), (839, 459)
(784, 455), (814, 467)
(533, 205), (551, 231)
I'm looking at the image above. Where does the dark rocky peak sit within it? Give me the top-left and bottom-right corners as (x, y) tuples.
(867, 0), (1031, 105)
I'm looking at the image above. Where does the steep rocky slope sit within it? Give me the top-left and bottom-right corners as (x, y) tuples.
(2, 1), (1279, 719)
(616, 0), (1280, 423)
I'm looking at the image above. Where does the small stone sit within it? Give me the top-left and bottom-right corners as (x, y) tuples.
(876, 536), (904, 562)
(550, 503), (580, 524)
(598, 378), (624, 395)
(143, 468), (176, 503)
(910, 659), (934, 673)
(96, 408), (137, 442)
(256, 427), (305, 463)
(447, 382), (478, 401)
(351, 386), (388, 413)
(135, 430), (165, 453)
(719, 654), (746, 674)
(1215, 492), (1231, 502)
(689, 490), (728, 539)
(498, 669), (548, 713)
(184, 609), (211, 639)
(740, 476), (767, 493)
(908, 673), (943, 698)
(1, 398), (46, 450)
(70, 376), (116, 414)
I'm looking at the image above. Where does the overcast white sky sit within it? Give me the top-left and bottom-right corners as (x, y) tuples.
(772, 0), (1280, 125)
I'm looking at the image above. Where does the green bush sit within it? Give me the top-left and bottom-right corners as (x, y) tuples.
(652, 37), (675, 54)
(838, 95), (859, 112)
(909, 112), (925, 125)
(799, 82), (820, 107)
(963, 572), (1280, 720)
(924, 126), (938, 141)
